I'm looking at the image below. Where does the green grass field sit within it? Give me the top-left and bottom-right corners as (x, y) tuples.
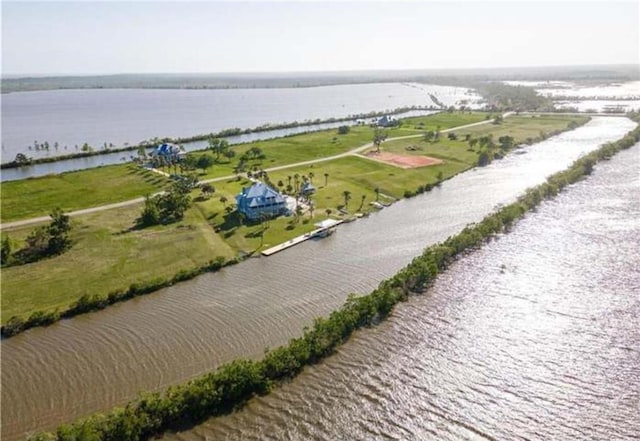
(0, 204), (235, 322)
(1, 112), (589, 323)
(1, 112), (489, 222)
(1, 164), (169, 222)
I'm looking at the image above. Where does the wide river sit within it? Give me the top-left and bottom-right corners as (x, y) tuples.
(1, 82), (477, 161)
(1, 116), (635, 440)
(166, 142), (640, 441)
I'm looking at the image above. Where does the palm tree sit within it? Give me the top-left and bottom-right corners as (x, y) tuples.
(343, 190), (352, 208)
(324, 172), (329, 186)
(308, 171), (314, 183)
(325, 208), (332, 217)
(359, 194), (366, 210)
(374, 187), (380, 201)
(220, 195), (228, 207)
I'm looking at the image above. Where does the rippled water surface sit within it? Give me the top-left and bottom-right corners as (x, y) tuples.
(1, 117), (636, 440)
(165, 143), (640, 441)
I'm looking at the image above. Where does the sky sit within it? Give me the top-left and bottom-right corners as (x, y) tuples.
(2, 1), (639, 75)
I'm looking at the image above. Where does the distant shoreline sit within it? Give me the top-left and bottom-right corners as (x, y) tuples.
(3, 64), (638, 93)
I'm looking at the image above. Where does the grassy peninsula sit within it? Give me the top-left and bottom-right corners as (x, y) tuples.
(1, 112), (588, 329)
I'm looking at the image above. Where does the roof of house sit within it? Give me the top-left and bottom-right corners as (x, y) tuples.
(300, 181), (316, 193)
(239, 182), (286, 207)
(153, 143), (184, 156)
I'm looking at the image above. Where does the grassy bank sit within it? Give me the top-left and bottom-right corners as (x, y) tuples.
(1, 113), (588, 332)
(24, 115), (640, 441)
(1, 164), (168, 222)
(1, 112), (488, 222)
(1, 206), (235, 326)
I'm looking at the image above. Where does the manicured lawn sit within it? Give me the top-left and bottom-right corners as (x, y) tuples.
(1, 164), (168, 222)
(1, 204), (235, 323)
(398, 111), (488, 132)
(456, 114), (590, 139)
(0, 112), (491, 223)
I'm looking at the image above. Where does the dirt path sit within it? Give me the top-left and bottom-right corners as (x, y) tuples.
(1, 115), (508, 231)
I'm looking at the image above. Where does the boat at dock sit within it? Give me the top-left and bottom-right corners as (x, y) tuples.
(261, 219), (344, 256)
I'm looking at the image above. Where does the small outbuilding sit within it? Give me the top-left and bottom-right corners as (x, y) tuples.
(299, 181), (316, 196)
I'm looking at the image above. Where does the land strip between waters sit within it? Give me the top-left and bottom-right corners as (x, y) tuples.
(0, 113), (590, 336)
(0, 116), (505, 231)
(22, 115), (640, 441)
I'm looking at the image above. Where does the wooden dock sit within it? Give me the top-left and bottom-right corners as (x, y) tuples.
(261, 219), (344, 256)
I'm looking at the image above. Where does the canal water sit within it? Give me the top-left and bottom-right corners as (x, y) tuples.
(1, 116), (635, 440)
(0, 109), (436, 182)
(164, 142), (640, 441)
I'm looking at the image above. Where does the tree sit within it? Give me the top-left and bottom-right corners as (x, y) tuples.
(201, 183), (215, 198)
(325, 208), (332, 217)
(14, 153), (32, 166)
(294, 174), (300, 192)
(373, 128), (387, 153)
(196, 155), (215, 174)
(478, 151), (491, 167)
(47, 208), (71, 252)
(337, 125), (350, 135)
(359, 194), (366, 210)
(248, 146), (264, 159)
(423, 130), (435, 143)
(324, 173), (329, 187)
(24, 227), (49, 259)
(223, 149), (236, 162)
(374, 187), (380, 201)
(308, 171), (314, 183)
(498, 135), (514, 151)
(219, 195), (228, 207)
(158, 183), (191, 221)
(343, 190), (352, 208)
(138, 195), (161, 227)
(1, 236), (12, 265)
(208, 137), (222, 160)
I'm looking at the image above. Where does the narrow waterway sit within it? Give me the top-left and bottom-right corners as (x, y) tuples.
(165, 143), (640, 441)
(1, 109), (436, 182)
(1, 117), (635, 440)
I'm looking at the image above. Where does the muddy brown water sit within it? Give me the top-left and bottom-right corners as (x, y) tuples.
(164, 142), (640, 441)
(1, 117), (636, 440)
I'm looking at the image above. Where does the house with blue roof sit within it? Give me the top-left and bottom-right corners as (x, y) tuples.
(150, 143), (186, 161)
(299, 181), (316, 196)
(236, 182), (288, 220)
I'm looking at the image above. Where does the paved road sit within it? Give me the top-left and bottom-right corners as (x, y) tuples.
(0, 116), (508, 231)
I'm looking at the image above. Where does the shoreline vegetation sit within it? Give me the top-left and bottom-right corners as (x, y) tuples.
(23, 113), (640, 441)
(1, 106), (436, 169)
(0, 113), (590, 336)
(3, 65), (637, 93)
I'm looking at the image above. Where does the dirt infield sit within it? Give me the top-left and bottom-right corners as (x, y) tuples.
(363, 151), (444, 169)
